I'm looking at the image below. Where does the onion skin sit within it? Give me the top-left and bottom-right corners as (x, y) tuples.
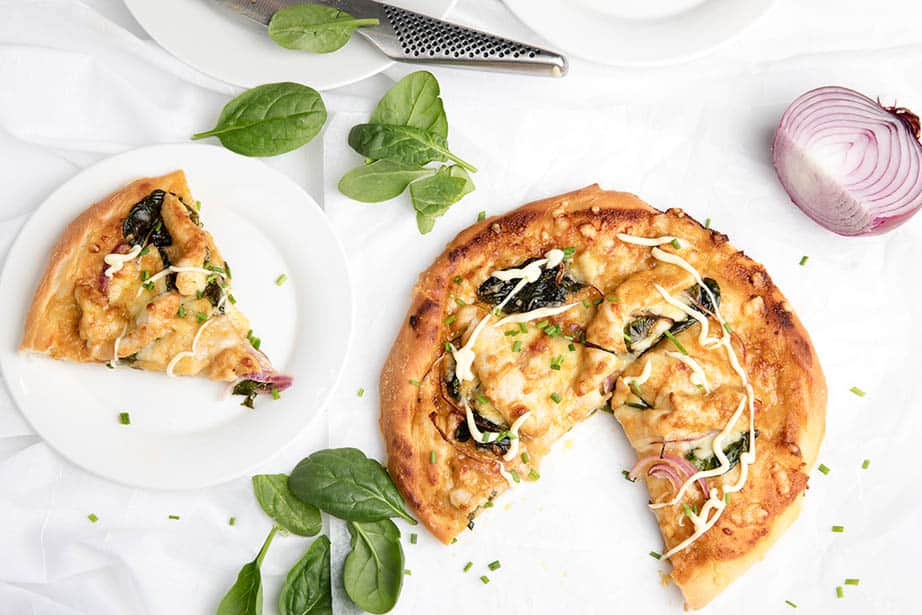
(772, 85), (922, 236)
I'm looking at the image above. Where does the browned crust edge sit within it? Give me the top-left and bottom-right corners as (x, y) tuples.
(20, 170), (190, 356)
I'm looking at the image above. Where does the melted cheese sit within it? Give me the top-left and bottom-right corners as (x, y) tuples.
(617, 234), (688, 248)
(653, 283), (714, 347)
(138, 266), (227, 297)
(665, 351), (711, 393)
(495, 302), (578, 326)
(165, 316), (218, 377)
(103, 244), (142, 278)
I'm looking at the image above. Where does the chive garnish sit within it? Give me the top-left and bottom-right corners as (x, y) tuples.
(550, 355), (564, 370)
(663, 330), (687, 355)
(622, 470), (636, 482)
(476, 395), (489, 404)
(536, 320), (548, 330)
(229, 517), (236, 526)
(568, 342), (576, 352)
(550, 392), (561, 404)
(410, 533), (418, 544)
(521, 452), (530, 463)
(357, 387), (365, 397)
(139, 246), (150, 257)
(862, 459), (870, 469)
(477, 210), (486, 221)
(606, 296), (619, 302)
(480, 575), (490, 584)
(704, 217), (711, 229)
(512, 340), (522, 352)
(799, 255), (809, 266)
(87, 513), (99, 523)
(445, 315), (457, 325)
(227, 294), (237, 304)
(836, 586), (844, 599)
(168, 515), (180, 520)
(518, 323), (527, 333)
(832, 525), (845, 533)
(119, 412), (131, 425)
(722, 322), (733, 334)
(488, 560), (501, 571)
(454, 297), (466, 307)
(562, 247), (576, 258)
(818, 463), (830, 475)
(682, 503), (695, 518)
(464, 562), (473, 572)
(581, 299), (591, 309)
(271, 388), (280, 400)
(649, 551), (662, 560)
(409, 379), (420, 386)
(196, 311), (208, 323)
(403, 569), (412, 576)
(275, 273), (287, 286)
(510, 471), (520, 483)
(429, 451), (436, 464)
(850, 386), (866, 397)
(593, 297), (603, 305)
(844, 578), (860, 586)
(785, 599), (797, 608)
(629, 380), (643, 399)
(453, 275), (463, 284)
(528, 469), (540, 481)
(140, 270), (150, 281)
(504, 329), (518, 336)
(670, 238), (681, 250)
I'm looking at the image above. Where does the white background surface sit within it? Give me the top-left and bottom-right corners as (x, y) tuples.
(2, 1), (922, 614)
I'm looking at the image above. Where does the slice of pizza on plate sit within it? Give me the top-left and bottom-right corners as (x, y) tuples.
(20, 170), (291, 407)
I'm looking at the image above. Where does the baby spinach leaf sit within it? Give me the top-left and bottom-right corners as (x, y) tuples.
(343, 520), (404, 614)
(287, 448), (416, 524)
(338, 160), (434, 203)
(347, 124), (476, 173)
(410, 166), (473, 234)
(279, 536), (332, 615)
(192, 82), (326, 157)
(369, 71), (448, 137)
(252, 474), (321, 537)
(268, 5), (379, 53)
(216, 526), (278, 615)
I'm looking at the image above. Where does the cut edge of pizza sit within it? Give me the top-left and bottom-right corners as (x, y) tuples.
(380, 184), (826, 609)
(20, 170), (291, 407)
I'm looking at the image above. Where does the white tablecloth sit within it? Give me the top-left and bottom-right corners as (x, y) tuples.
(2, 1), (922, 613)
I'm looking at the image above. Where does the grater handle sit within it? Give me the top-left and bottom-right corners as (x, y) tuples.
(326, 0), (567, 77)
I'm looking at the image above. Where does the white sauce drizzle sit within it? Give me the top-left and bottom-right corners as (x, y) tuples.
(653, 283), (715, 347)
(166, 317), (218, 377)
(497, 462), (516, 486)
(629, 359), (653, 386)
(617, 233), (689, 248)
(103, 244), (142, 278)
(107, 326), (127, 368)
(665, 351), (711, 393)
(502, 412), (533, 461)
(136, 266), (227, 297)
(495, 302), (578, 326)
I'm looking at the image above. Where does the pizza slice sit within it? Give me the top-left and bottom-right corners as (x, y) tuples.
(381, 186), (825, 609)
(20, 170), (291, 407)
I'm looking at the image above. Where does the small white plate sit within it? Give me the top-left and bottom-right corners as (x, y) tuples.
(503, 0), (775, 67)
(0, 144), (353, 489)
(124, 0), (457, 90)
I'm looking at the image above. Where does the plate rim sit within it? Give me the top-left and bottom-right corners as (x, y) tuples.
(502, 0), (777, 67)
(0, 142), (355, 490)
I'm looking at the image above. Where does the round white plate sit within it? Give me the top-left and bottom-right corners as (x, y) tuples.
(124, 0), (457, 90)
(503, 0), (775, 67)
(0, 144), (353, 489)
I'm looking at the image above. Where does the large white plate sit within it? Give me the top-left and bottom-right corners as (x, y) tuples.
(503, 0), (775, 66)
(124, 0), (457, 90)
(0, 144), (353, 489)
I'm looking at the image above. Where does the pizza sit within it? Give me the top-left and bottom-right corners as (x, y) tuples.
(380, 185), (826, 609)
(20, 170), (291, 407)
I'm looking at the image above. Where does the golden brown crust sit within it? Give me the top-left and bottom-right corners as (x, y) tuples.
(381, 184), (826, 609)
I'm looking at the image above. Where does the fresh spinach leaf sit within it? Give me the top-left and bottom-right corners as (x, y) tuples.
(347, 124), (476, 173)
(369, 71), (448, 137)
(192, 82), (326, 157)
(410, 166), (470, 234)
(338, 160), (434, 203)
(268, 5), (379, 54)
(252, 474), (321, 537)
(287, 448), (416, 524)
(123, 190), (172, 247)
(343, 520), (404, 614)
(279, 535), (332, 615)
(216, 526), (278, 615)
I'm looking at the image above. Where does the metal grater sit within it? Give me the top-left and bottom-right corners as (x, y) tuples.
(216, 0), (568, 77)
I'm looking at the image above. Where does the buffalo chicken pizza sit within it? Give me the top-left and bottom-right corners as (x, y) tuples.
(380, 185), (826, 609)
(20, 171), (290, 407)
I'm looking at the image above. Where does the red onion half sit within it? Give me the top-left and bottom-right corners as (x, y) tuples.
(772, 85), (922, 236)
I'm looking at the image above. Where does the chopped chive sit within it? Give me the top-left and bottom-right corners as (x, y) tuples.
(862, 459), (870, 469)
(724, 492), (730, 504)
(454, 297), (466, 307)
(429, 451), (436, 464)
(444, 315), (457, 325)
(785, 599), (798, 608)
(275, 273), (287, 286)
(444, 342), (453, 352)
(568, 342), (575, 352)
(119, 412), (131, 425)
(518, 323), (527, 334)
(682, 502), (695, 518)
(649, 551), (662, 560)
(581, 299), (591, 309)
(849, 386), (866, 397)
(510, 471), (520, 483)
(488, 560), (501, 571)
(453, 275), (463, 284)
(138, 246), (150, 256)
(87, 513), (99, 523)
(528, 469), (540, 481)
(177, 304), (186, 318)
(836, 586), (844, 599)
(629, 380), (643, 399)
(404, 569), (412, 576)
(477, 210), (486, 221)
(504, 329), (518, 336)
(512, 340), (522, 352)
(536, 320), (548, 330)
(143, 281), (154, 291)
(622, 470), (637, 482)
(832, 525), (845, 533)
(723, 322), (733, 334)
(818, 463), (830, 475)
(670, 238), (681, 250)
(521, 452), (530, 463)
(799, 255), (809, 266)
(480, 575), (490, 584)
(410, 533), (418, 544)
(229, 517), (236, 526)
(227, 294), (237, 304)
(550, 392), (561, 404)
(550, 355), (564, 370)
(606, 296), (619, 302)
(476, 395), (489, 404)
(409, 379), (420, 387)
(464, 562), (473, 572)
(704, 217), (711, 229)
(140, 270), (150, 281)
(196, 311), (208, 323)
(562, 246), (576, 258)
(247, 330), (261, 350)
(844, 578), (860, 586)
(271, 388), (280, 400)
(168, 515), (180, 520)
(543, 325), (561, 337)
(593, 297), (603, 305)
(357, 387), (365, 397)
(663, 330), (687, 355)
(196, 290), (204, 299)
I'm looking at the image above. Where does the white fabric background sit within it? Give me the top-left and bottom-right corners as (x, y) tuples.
(2, 1), (922, 614)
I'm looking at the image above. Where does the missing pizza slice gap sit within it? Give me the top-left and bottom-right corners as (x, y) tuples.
(20, 170), (291, 407)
